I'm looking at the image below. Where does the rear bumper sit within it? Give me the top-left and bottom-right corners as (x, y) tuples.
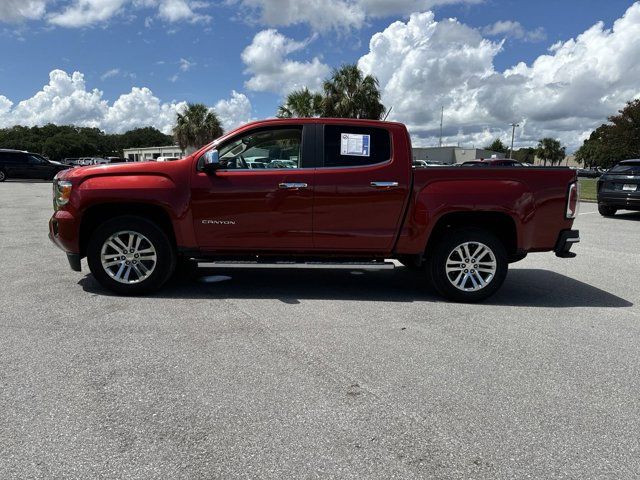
(554, 229), (580, 258)
(598, 192), (640, 210)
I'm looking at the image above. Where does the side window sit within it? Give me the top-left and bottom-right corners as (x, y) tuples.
(323, 125), (391, 168)
(28, 154), (47, 165)
(217, 127), (302, 170)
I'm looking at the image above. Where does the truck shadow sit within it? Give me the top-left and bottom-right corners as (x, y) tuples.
(79, 267), (633, 308)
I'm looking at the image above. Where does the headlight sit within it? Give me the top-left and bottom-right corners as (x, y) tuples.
(53, 179), (73, 209)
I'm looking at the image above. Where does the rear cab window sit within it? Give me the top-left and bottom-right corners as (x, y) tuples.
(323, 125), (391, 168)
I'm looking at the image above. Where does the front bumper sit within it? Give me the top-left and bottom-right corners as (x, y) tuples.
(49, 210), (82, 270)
(554, 229), (580, 258)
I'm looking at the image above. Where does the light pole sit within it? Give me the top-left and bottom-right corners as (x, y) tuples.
(509, 123), (519, 159)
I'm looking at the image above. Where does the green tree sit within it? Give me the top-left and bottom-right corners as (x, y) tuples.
(536, 138), (566, 166)
(173, 103), (224, 150)
(322, 64), (386, 120)
(277, 88), (324, 118)
(0, 124), (176, 161)
(575, 99), (640, 168)
(116, 127), (173, 150)
(484, 138), (508, 154)
(512, 147), (536, 164)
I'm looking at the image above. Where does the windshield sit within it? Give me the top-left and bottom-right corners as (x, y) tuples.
(609, 162), (640, 175)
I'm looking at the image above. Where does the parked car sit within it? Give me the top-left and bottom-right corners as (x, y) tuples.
(459, 159), (524, 167)
(106, 157), (127, 164)
(577, 168), (602, 178)
(413, 160), (446, 168)
(49, 118), (579, 302)
(0, 149), (70, 181)
(596, 159), (640, 216)
(62, 158), (79, 166)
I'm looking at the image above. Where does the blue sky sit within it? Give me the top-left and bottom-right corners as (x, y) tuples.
(1, 0), (639, 150)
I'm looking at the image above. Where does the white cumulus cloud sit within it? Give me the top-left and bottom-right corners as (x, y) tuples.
(0, 69), (252, 135)
(102, 86), (187, 133)
(214, 90), (254, 132)
(234, 0), (479, 31)
(358, 4), (640, 150)
(0, 0), (49, 22)
(482, 20), (546, 43)
(43, 0), (210, 27)
(242, 29), (330, 95)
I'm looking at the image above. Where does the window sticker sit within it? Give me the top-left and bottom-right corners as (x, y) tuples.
(340, 133), (370, 157)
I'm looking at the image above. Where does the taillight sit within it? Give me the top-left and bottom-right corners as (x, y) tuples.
(566, 181), (580, 219)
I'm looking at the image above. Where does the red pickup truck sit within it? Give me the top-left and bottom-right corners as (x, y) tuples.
(49, 118), (580, 302)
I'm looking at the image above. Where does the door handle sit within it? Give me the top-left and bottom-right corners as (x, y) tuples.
(279, 182), (308, 190)
(370, 181), (399, 189)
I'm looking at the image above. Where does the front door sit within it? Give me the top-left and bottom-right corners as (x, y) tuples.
(191, 124), (315, 251)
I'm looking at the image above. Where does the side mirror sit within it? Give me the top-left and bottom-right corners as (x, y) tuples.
(202, 149), (221, 174)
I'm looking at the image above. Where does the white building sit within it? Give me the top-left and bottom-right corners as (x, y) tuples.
(122, 145), (186, 162)
(412, 146), (505, 165)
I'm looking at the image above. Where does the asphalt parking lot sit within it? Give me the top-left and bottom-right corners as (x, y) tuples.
(1, 181), (639, 479)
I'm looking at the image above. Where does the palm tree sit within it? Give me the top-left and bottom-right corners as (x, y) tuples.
(322, 64), (386, 120)
(536, 138), (566, 166)
(277, 88), (324, 118)
(173, 103), (223, 150)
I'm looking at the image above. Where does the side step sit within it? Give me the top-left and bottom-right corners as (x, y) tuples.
(197, 260), (396, 270)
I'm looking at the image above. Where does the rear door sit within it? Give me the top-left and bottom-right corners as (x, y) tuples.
(191, 124), (317, 251)
(312, 123), (411, 252)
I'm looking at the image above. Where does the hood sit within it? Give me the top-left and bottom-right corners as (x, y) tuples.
(59, 157), (192, 182)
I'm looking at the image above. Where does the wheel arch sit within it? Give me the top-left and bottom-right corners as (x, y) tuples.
(425, 211), (519, 259)
(79, 203), (177, 257)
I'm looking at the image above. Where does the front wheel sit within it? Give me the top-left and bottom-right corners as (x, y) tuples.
(0, 169), (6, 182)
(87, 216), (176, 295)
(598, 204), (617, 217)
(429, 228), (508, 303)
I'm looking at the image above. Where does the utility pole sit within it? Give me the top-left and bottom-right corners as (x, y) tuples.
(439, 106), (444, 147)
(509, 123), (519, 159)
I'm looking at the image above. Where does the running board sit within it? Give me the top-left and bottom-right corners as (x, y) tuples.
(197, 261), (396, 270)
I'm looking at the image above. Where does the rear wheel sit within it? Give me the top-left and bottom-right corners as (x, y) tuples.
(87, 216), (176, 295)
(598, 204), (617, 217)
(0, 169), (6, 182)
(429, 228), (508, 303)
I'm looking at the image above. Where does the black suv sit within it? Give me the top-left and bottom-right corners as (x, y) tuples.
(597, 160), (640, 216)
(0, 149), (69, 182)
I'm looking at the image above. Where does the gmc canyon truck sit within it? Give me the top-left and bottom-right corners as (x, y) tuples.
(49, 119), (580, 302)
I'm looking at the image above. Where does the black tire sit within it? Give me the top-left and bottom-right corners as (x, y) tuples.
(0, 169), (6, 182)
(87, 216), (176, 295)
(428, 228), (508, 303)
(598, 204), (617, 217)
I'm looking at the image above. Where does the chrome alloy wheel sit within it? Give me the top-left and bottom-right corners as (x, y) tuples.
(100, 230), (157, 284)
(445, 241), (497, 292)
